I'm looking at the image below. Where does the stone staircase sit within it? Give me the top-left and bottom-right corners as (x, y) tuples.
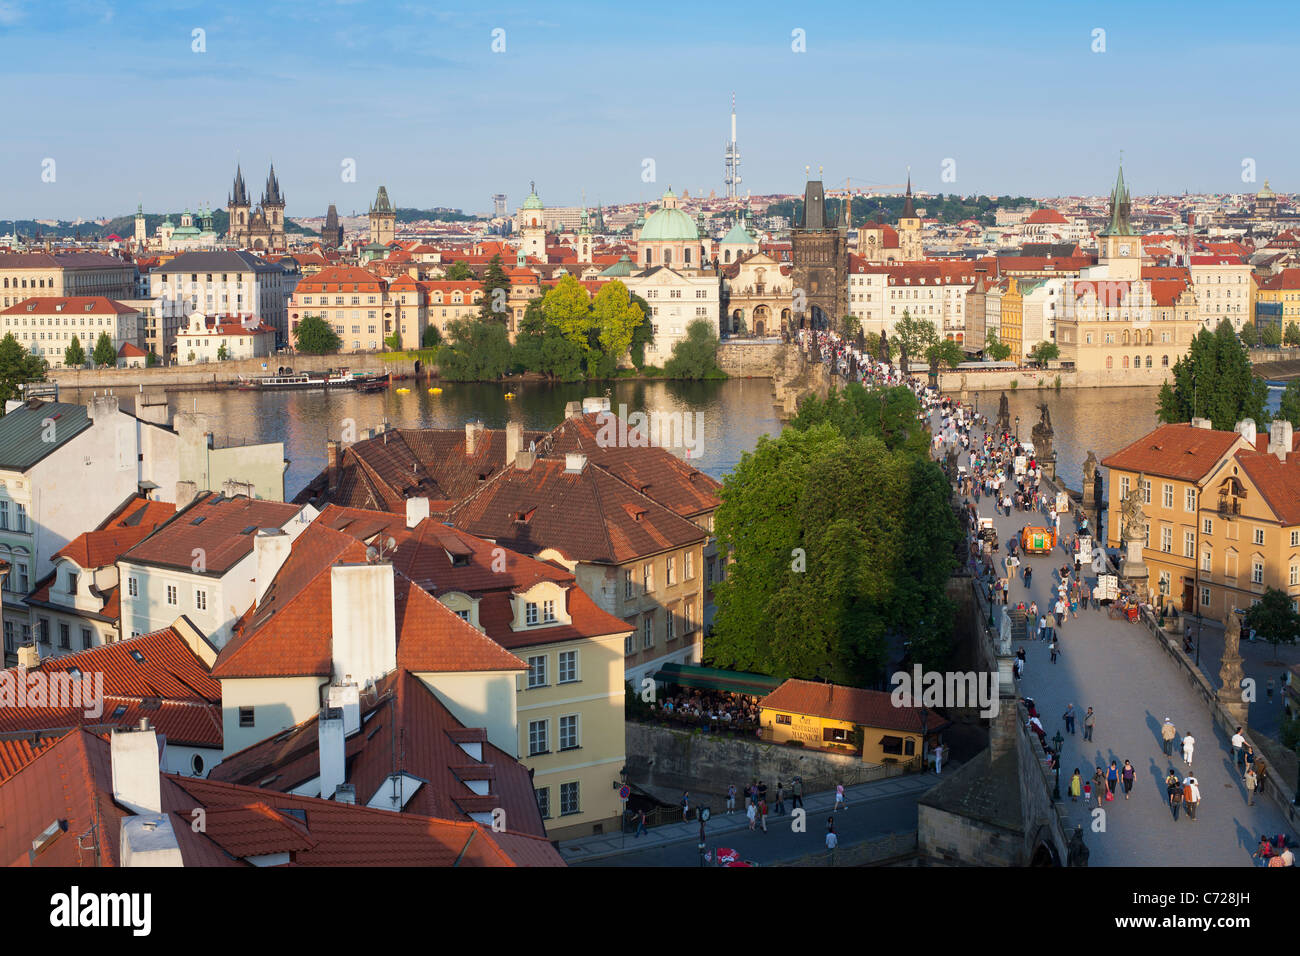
(1009, 607), (1028, 642)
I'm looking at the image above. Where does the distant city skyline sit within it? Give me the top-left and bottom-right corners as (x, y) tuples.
(4, 0), (1299, 219)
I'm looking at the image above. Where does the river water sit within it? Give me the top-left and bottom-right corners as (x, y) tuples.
(68, 380), (1219, 501)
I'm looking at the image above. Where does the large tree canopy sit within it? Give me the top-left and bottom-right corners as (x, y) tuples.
(710, 385), (960, 684)
(1157, 320), (1268, 430)
(0, 333), (48, 406)
(437, 317), (512, 381)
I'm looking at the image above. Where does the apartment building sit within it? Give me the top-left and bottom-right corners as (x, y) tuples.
(1189, 255), (1254, 332)
(0, 296), (141, 367)
(151, 250), (295, 346)
(0, 251), (135, 308)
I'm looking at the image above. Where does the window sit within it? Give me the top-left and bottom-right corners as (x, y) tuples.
(558, 650), (577, 683)
(666, 607), (676, 642)
(1292, 531), (1300, 548)
(666, 555), (676, 587)
(623, 569), (634, 599)
(1253, 560), (1265, 585)
(1163, 483), (1173, 509)
(542, 599), (556, 623)
(1119, 476), (1131, 499)
(1184, 530), (1195, 558)
(238, 707), (255, 728)
(684, 598), (695, 633)
(559, 782), (580, 816)
(166, 584), (177, 606)
(643, 613), (654, 649)
(642, 562), (653, 594)
(535, 787), (551, 819)
(81, 627), (92, 650)
(684, 550), (694, 579)
(528, 719), (549, 756)
(1160, 527), (1172, 553)
(823, 726), (849, 743)
(1254, 528), (1266, 546)
(15, 503), (26, 532)
(559, 714), (578, 751)
(1291, 564), (1299, 587)
(1141, 480), (1151, 505)
(454, 609), (469, 622)
(38, 618), (50, 644)
(1158, 571), (1171, 596)
(527, 654), (547, 688)
(624, 633), (634, 655)
(1201, 586), (1212, 608)
(1185, 488), (1196, 512)
(58, 622), (70, 648)
(525, 601), (538, 625)
(1203, 517), (1213, 536)
(0, 500), (8, 530)
(775, 713), (792, 725)
(195, 588), (207, 611)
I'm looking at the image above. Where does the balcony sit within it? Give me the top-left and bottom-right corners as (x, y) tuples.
(1217, 497), (1242, 518)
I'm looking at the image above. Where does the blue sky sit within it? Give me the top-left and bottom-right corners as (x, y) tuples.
(2, 0), (1296, 219)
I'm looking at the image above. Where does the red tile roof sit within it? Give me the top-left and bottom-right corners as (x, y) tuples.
(760, 678), (945, 734)
(121, 492), (303, 575)
(0, 736), (56, 782)
(1, 296), (138, 316)
(56, 497), (176, 569)
(1101, 423), (1244, 482)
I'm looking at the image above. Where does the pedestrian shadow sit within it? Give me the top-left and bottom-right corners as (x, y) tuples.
(1234, 818), (1259, 858)
(1142, 710), (1165, 750)
(1145, 756), (1169, 800)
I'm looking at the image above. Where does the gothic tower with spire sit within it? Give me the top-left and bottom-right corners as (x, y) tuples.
(227, 163), (250, 245)
(1098, 162), (1139, 280)
(790, 176), (848, 331)
(369, 186), (396, 246)
(897, 172), (923, 261)
(261, 163), (286, 251)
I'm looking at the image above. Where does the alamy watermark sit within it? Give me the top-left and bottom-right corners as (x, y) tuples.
(594, 405), (704, 458)
(890, 665), (998, 718)
(0, 667), (103, 718)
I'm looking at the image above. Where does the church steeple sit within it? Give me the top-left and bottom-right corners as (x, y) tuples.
(901, 172), (916, 220)
(1102, 161), (1134, 236)
(230, 163), (248, 206)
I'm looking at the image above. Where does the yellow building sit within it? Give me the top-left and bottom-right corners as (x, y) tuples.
(758, 678), (945, 765)
(1102, 418), (1300, 617)
(1255, 268), (1300, 329)
(999, 276), (1023, 361)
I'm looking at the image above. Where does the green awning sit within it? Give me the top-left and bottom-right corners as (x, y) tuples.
(652, 663), (783, 697)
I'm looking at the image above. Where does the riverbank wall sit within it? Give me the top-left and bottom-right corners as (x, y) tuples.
(50, 352), (423, 392)
(937, 365), (1172, 392)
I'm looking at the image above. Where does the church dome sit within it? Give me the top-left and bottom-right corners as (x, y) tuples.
(1258, 180), (1276, 199)
(522, 188), (544, 211)
(640, 191), (699, 243)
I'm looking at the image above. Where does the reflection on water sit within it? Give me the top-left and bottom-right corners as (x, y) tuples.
(952, 387), (1162, 492)
(71, 379), (784, 499)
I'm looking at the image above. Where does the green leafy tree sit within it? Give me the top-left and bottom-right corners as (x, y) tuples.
(628, 293), (654, 369)
(293, 314), (342, 355)
(540, 274), (594, 352)
(421, 324), (442, 349)
(477, 254), (511, 324)
(1285, 321), (1300, 347)
(925, 338), (965, 369)
(146, 350), (159, 367)
(1157, 320), (1268, 430)
(92, 332), (117, 367)
(383, 332), (402, 351)
(438, 318), (512, 381)
(590, 280), (644, 367)
(64, 336), (86, 368)
(664, 319), (725, 380)
(864, 331), (882, 356)
(893, 310), (940, 358)
(1278, 380), (1300, 428)
(443, 260), (475, 281)
(1027, 341), (1060, 365)
(791, 383), (930, 456)
(0, 333), (48, 406)
(1240, 322), (1259, 347)
(985, 329), (1012, 361)
(1261, 322), (1283, 348)
(216, 343), (230, 361)
(1244, 587), (1300, 664)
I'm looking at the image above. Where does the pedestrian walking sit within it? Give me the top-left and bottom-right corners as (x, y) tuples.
(1161, 718), (1177, 756)
(746, 801), (757, 830)
(1054, 599), (1065, 628)
(726, 784), (736, 814)
(1183, 777), (1201, 820)
(1166, 770), (1182, 821)
(634, 809), (647, 837)
(1182, 732), (1195, 766)
(1092, 767), (1106, 807)
(825, 828), (838, 854)
(1231, 727), (1245, 768)
(759, 798), (768, 833)
(775, 780), (786, 815)
(1121, 759), (1135, 800)
(834, 782), (846, 811)
(1254, 835), (1274, 866)
(1245, 767), (1258, 806)
(934, 742), (945, 774)
(791, 776), (803, 810)
(1243, 743), (1256, 777)
(1083, 707), (1095, 741)
(1256, 760), (1268, 799)
(1106, 761), (1119, 799)
(1062, 703), (1076, 734)
(1039, 614), (1049, 641)
(1069, 768), (1082, 802)
(681, 791), (690, 821)
(1050, 640), (1059, 663)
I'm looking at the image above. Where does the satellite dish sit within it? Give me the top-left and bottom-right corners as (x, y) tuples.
(386, 536), (397, 552)
(365, 545), (378, 563)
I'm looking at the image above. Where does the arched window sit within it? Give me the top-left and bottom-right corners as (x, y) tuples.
(644, 249), (652, 266)
(664, 248), (672, 266)
(1122, 329), (1130, 345)
(1122, 355), (1129, 369)
(1134, 354), (1140, 369)
(724, 250), (731, 263)
(1106, 355), (1113, 369)
(1162, 354), (1169, 367)
(684, 248), (691, 265)
(1146, 355), (1153, 368)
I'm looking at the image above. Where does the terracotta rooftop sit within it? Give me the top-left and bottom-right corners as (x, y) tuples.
(121, 492), (304, 575)
(760, 678), (945, 735)
(1101, 423), (1244, 482)
(55, 496), (176, 569)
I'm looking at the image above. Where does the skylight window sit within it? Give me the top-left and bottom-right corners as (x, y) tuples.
(129, 649), (145, 663)
(111, 704), (128, 718)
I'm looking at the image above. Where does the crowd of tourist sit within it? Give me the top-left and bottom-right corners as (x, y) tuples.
(655, 688), (761, 734)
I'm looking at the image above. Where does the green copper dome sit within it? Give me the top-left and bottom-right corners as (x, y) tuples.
(522, 185), (544, 210)
(640, 206), (699, 242)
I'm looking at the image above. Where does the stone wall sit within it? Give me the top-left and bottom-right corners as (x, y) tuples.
(625, 720), (913, 803)
(938, 366), (1172, 392)
(918, 797), (1022, 867)
(715, 341), (789, 378)
(50, 352), (422, 391)
(777, 830), (919, 866)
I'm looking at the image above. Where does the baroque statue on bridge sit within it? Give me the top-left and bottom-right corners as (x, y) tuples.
(1083, 451), (1098, 487)
(1120, 480), (1146, 544)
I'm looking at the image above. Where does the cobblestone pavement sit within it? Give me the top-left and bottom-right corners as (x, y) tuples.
(952, 412), (1297, 866)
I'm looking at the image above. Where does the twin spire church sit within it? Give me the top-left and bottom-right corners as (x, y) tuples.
(226, 163), (287, 253)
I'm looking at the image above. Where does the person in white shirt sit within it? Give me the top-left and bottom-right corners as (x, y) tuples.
(1231, 727), (1246, 768)
(826, 829), (838, 851)
(1182, 732), (1195, 766)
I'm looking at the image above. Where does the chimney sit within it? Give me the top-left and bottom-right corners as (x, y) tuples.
(506, 421), (523, 466)
(564, 400), (583, 420)
(1235, 418), (1257, 447)
(16, 644), (39, 668)
(135, 391), (171, 426)
(514, 450), (535, 471)
(120, 813), (184, 867)
(406, 496), (431, 529)
(1190, 417), (1213, 430)
(254, 528), (291, 604)
(86, 394), (120, 422)
(327, 682), (361, 735)
(565, 453), (587, 474)
(465, 420), (484, 455)
(330, 563), (397, 689)
(318, 706), (346, 802)
(174, 480), (199, 509)
(221, 478), (254, 499)
(333, 783), (357, 805)
(110, 725), (163, 815)
(326, 439), (340, 492)
(1269, 419), (1293, 462)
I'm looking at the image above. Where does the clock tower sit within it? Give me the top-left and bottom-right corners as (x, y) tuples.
(1098, 163), (1140, 280)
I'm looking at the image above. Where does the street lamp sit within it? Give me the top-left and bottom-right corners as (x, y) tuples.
(1015, 415), (1020, 442)
(697, 807), (710, 867)
(1051, 731), (1064, 800)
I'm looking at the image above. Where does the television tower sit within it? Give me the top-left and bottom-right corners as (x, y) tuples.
(723, 93), (741, 200)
